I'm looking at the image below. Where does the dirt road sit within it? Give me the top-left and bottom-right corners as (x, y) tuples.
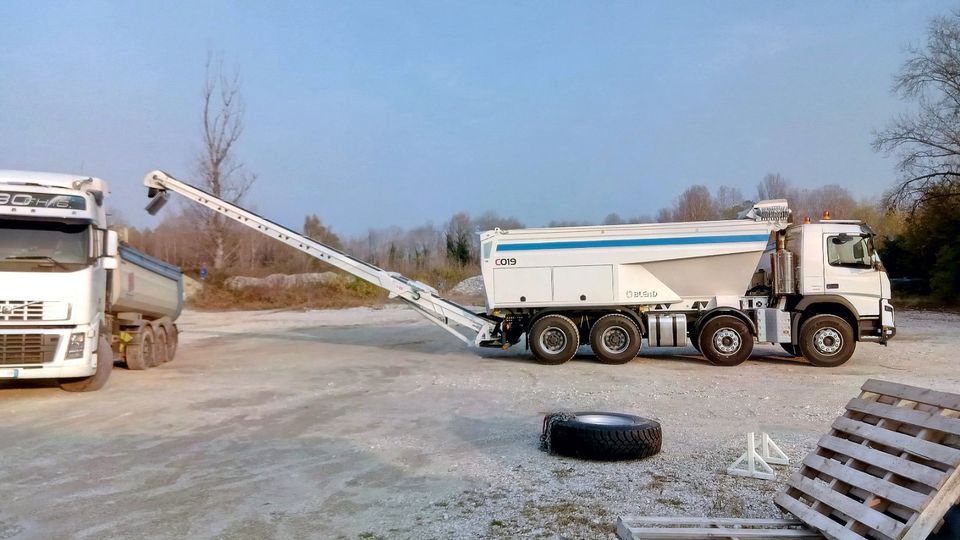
(0, 307), (957, 539)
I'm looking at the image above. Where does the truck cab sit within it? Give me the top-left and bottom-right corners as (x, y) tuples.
(0, 171), (118, 391)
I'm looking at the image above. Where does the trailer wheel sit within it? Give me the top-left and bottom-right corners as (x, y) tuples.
(697, 315), (753, 366)
(125, 325), (156, 370)
(798, 314), (855, 367)
(544, 412), (662, 460)
(529, 314), (580, 365)
(162, 322), (178, 361)
(589, 314), (641, 364)
(60, 336), (113, 392)
(154, 326), (170, 364)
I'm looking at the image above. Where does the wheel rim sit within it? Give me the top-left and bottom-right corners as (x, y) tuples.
(600, 326), (630, 354)
(575, 414), (635, 426)
(712, 328), (741, 354)
(813, 327), (843, 355)
(539, 326), (567, 353)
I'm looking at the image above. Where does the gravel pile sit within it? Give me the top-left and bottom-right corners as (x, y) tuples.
(451, 275), (485, 296)
(225, 272), (338, 289)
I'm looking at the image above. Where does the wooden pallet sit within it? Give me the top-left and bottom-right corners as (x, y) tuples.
(616, 516), (823, 539)
(774, 379), (960, 540)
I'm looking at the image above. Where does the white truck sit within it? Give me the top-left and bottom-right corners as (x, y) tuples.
(144, 170), (894, 368)
(0, 171), (182, 392)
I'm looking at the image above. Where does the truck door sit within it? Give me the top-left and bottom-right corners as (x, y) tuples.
(822, 233), (881, 316)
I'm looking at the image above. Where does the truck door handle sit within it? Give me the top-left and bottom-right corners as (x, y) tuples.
(826, 283), (839, 289)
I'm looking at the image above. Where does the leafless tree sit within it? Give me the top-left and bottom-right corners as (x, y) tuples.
(874, 12), (960, 211)
(674, 185), (718, 221)
(757, 173), (793, 201)
(193, 53), (256, 270)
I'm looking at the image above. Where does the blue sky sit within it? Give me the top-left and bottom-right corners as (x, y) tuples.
(0, 1), (948, 234)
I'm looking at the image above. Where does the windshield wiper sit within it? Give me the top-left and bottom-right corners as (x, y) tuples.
(4, 256), (69, 270)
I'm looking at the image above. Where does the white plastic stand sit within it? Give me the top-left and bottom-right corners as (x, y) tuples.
(727, 432), (789, 480)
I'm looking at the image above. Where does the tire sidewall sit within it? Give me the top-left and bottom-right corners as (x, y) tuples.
(799, 314), (855, 367)
(550, 412), (662, 460)
(529, 315), (579, 365)
(589, 314), (641, 364)
(697, 315), (753, 366)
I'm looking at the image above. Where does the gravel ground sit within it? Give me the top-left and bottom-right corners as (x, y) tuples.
(0, 307), (957, 539)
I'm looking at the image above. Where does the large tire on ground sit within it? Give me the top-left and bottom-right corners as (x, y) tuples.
(125, 325), (156, 370)
(162, 322), (178, 361)
(780, 342), (800, 357)
(798, 314), (856, 367)
(529, 314), (580, 365)
(545, 412), (662, 460)
(154, 325), (169, 365)
(60, 336), (112, 392)
(697, 315), (754, 367)
(589, 313), (642, 364)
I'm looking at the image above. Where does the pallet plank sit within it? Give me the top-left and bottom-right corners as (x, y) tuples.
(773, 493), (865, 540)
(616, 517), (823, 540)
(801, 454), (929, 511)
(621, 517), (810, 527)
(861, 379), (960, 411)
(845, 398), (960, 437)
(831, 416), (960, 467)
(817, 435), (945, 488)
(786, 474), (906, 539)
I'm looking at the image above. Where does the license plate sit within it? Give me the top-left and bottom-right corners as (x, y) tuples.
(0, 368), (20, 378)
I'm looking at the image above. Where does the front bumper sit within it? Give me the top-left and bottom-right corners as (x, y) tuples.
(0, 325), (99, 379)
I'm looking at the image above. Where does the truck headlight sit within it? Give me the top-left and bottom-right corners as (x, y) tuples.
(66, 333), (86, 359)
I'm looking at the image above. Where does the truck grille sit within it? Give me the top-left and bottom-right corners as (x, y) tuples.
(0, 334), (59, 365)
(0, 301), (45, 321)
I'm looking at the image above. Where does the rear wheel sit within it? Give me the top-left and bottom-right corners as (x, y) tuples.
(154, 326), (169, 365)
(162, 322), (178, 361)
(799, 314), (855, 367)
(60, 336), (112, 392)
(529, 315), (580, 365)
(697, 315), (753, 367)
(125, 325), (156, 370)
(589, 314), (641, 364)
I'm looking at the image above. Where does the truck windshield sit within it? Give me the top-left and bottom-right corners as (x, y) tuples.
(0, 219), (91, 272)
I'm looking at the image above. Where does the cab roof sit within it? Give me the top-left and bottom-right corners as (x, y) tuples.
(0, 170), (108, 193)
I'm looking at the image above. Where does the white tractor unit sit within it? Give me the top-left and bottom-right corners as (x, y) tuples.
(144, 170), (894, 368)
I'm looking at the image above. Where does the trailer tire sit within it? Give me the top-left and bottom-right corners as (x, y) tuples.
(589, 314), (641, 364)
(162, 322), (178, 361)
(799, 314), (855, 367)
(154, 325), (169, 365)
(545, 412), (661, 460)
(529, 315), (580, 365)
(125, 325), (156, 370)
(698, 315), (753, 366)
(60, 336), (112, 392)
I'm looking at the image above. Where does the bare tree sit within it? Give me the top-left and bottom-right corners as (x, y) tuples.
(193, 53), (256, 270)
(757, 173), (793, 201)
(674, 185), (718, 221)
(874, 13), (960, 211)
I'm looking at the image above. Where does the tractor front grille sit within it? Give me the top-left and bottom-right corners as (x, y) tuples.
(0, 334), (59, 365)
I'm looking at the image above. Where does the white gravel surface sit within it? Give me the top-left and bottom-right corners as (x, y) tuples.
(0, 307), (957, 539)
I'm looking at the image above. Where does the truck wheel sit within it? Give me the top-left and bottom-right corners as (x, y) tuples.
(697, 315), (753, 366)
(529, 315), (580, 365)
(162, 322), (178, 361)
(589, 314), (641, 364)
(60, 336), (112, 392)
(154, 326), (170, 364)
(799, 314), (855, 367)
(125, 326), (156, 370)
(544, 412), (662, 460)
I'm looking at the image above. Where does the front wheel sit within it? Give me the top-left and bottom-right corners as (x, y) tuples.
(697, 315), (754, 367)
(799, 314), (855, 367)
(60, 336), (112, 392)
(529, 315), (580, 365)
(589, 314), (642, 364)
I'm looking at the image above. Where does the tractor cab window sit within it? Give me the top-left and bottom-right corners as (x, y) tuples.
(827, 234), (873, 269)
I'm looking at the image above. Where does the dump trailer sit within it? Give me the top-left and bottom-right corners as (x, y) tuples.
(144, 170), (894, 368)
(0, 170), (182, 392)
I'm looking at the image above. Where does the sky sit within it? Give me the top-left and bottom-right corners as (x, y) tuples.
(0, 1), (949, 235)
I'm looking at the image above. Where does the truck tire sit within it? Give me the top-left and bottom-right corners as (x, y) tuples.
(60, 336), (112, 392)
(162, 322), (178, 361)
(529, 314), (580, 365)
(697, 315), (753, 366)
(154, 325), (169, 364)
(545, 412), (662, 460)
(589, 314), (641, 364)
(125, 325), (156, 370)
(798, 314), (855, 367)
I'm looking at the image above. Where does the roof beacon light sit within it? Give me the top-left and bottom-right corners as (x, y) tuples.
(822, 210), (831, 220)
(803, 216), (812, 224)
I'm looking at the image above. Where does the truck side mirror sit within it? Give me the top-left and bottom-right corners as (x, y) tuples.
(103, 230), (119, 269)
